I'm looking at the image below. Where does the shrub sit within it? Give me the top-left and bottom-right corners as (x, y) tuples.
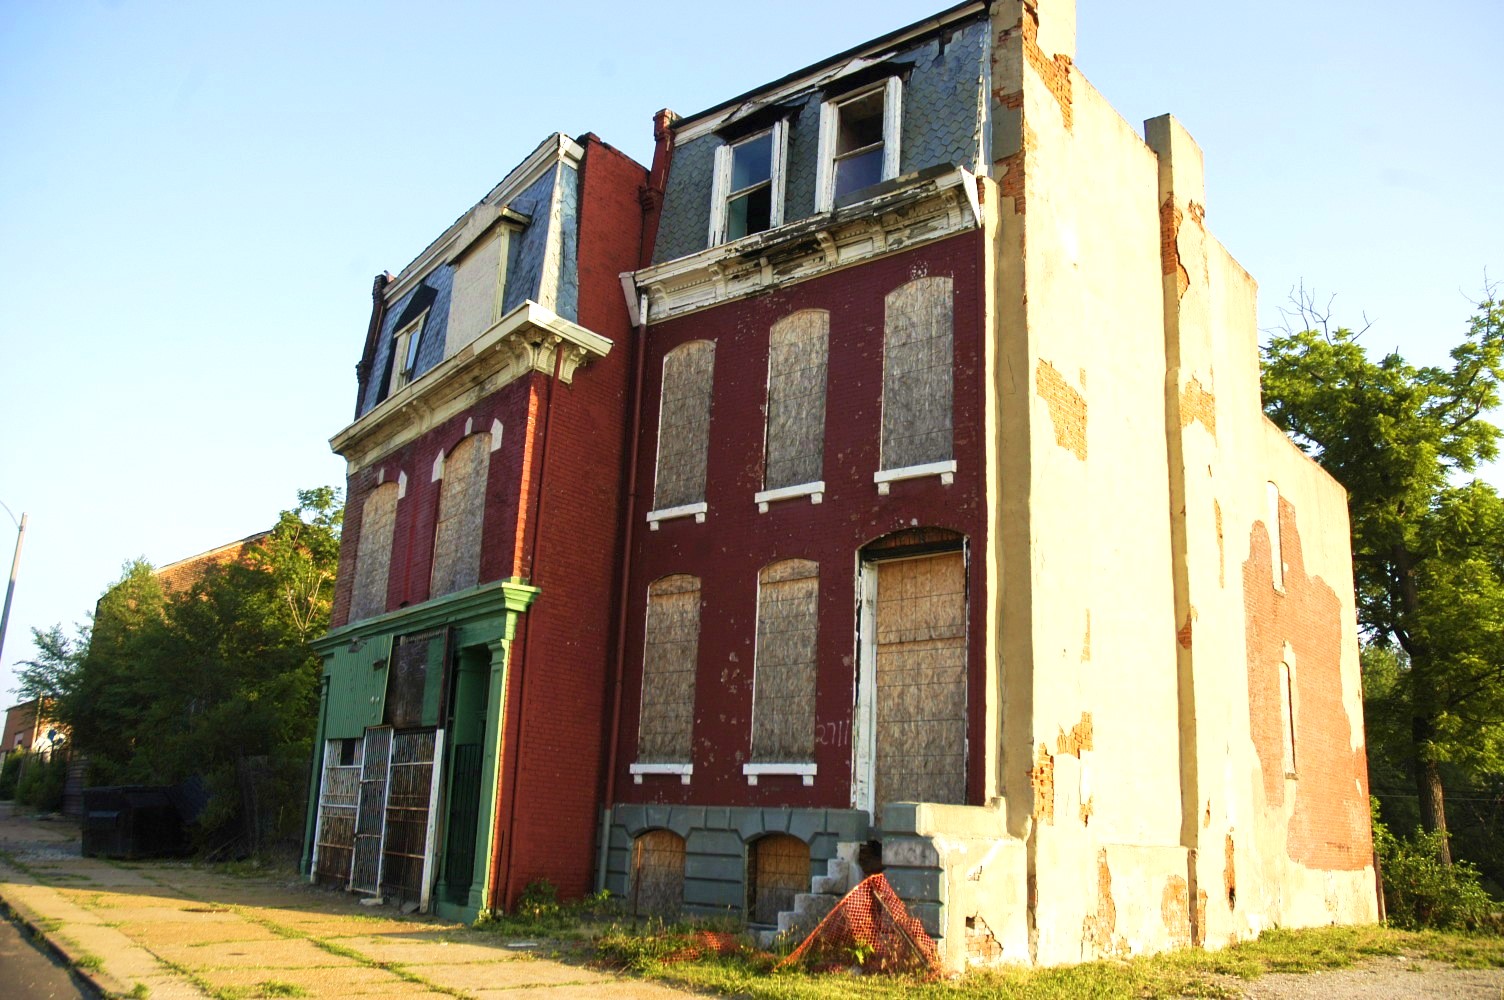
(15, 753), (67, 812)
(1374, 803), (1496, 929)
(0, 750), (21, 799)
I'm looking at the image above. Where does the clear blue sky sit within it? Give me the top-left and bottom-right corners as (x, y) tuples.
(1, 0), (1499, 700)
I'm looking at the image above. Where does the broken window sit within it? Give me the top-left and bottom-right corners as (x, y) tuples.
(389, 312), (427, 396)
(651, 341), (716, 514)
(1267, 482), (1284, 591)
(881, 276), (954, 471)
(763, 311), (829, 492)
(751, 559), (819, 763)
(631, 829), (686, 918)
(1280, 661), (1297, 776)
(638, 575), (701, 763)
(747, 834), (810, 924)
(349, 482), (399, 622)
(430, 434), (489, 597)
(817, 77), (902, 211)
(712, 124), (787, 244)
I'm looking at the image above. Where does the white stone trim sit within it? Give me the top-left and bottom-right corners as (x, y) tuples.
(489, 419), (504, 452)
(332, 299), (612, 474)
(646, 501), (708, 529)
(755, 481), (825, 512)
(874, 459), (956, 495)
(628, 168), (980, 323)
(743, 762), (816, 787)
(630, 762), (693, 785)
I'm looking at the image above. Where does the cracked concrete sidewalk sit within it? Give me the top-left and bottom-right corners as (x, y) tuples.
(0, 802), (688, 999)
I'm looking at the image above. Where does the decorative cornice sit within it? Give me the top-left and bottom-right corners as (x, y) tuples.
(329, 300), (612, 473)
(628, 167), (981, 323)
(313, 578), (529, 654)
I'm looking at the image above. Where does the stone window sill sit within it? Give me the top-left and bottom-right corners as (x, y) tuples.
(742, 762), (816, 786)
(755, 481), (825, 513)
(630, 762), (693, 785)
(646, 502), (707, 530)
(874, 459), (956, 495)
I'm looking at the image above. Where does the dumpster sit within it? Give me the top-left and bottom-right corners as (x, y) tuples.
(81, 786), (191, 859)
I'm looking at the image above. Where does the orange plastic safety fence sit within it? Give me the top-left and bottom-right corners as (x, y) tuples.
(777, 873), (941, 976)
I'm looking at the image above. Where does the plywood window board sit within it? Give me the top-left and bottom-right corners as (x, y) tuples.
(653, 342), (716, 510)
(349, 483), (398, 622)
(430, 434), (489, 597)
(881, 276), (954, 471)
(639, 575), (701, 763)
(764, 312), (828, 491)
(632, 830), (686, 918)
(751, 559), (819, 762)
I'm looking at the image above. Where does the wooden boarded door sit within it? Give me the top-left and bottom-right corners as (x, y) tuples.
(870, 551), (967, 811)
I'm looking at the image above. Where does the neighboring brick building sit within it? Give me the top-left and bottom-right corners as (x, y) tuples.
(305, 0), (1376, 966)
(3, 698), (58, 754)
(303, 134), (646, 922)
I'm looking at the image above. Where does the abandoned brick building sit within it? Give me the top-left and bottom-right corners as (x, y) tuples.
(305, 0), (1377, 967)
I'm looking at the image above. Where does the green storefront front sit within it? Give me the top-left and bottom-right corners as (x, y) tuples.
(302, 578), (537, 923)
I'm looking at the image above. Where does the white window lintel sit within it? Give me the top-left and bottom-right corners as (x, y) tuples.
(742, 762), (816, 787)
(645, 501), (708, 530)
(874, 459), (956, 495)
(630, 762), (693, 785)
(755, 480), (825, 512)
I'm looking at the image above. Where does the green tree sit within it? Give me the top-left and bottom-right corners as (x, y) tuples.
(1261, 289), (1504, 862)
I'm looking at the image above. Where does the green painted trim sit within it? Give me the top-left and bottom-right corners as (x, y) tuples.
(312, 579), (522, 654)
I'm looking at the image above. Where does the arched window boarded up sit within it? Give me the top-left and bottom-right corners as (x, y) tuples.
(752, 559), (819, 762)
(631, 830), (685, 918)
(881, 276), (953, 470)
(874, 548), (967, 806)
(430, 434), (489, 597)
(764, 311), (828, 490)
(638, 575), (700, 763)
(653, 341), (715, 510)
(747, 834), (810, 924)
(349, 483), (398, 622)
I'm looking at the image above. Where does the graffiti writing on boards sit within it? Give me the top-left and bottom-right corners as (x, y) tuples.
(816, 720), (851, 747)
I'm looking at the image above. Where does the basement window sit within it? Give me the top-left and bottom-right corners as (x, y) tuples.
(711, 123), (787, 245)
(816, 77), (902, 212)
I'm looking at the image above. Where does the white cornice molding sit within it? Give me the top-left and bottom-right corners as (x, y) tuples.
(629, 167), (981, 323)
(384, 134), (585, 304)
(330, 299), (612, 474)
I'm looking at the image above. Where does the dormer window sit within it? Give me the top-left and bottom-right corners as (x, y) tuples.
(389, 312), (427, 395)
(709, 121), (787, 245)
(816, 77), (903, 212)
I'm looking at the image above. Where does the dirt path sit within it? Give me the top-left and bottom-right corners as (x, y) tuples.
(1218, 954), (1504, 999)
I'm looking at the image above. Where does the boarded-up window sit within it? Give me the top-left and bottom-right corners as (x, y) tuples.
(752, 559), (819, 762)
(1279, 662), (1296, 775)
(874, 550), (967, 807)
(747, 834), (810, 924)
(386, 630), (444, 730)
(631, 830), (685, 918)
(764, 312), (828, 490)
(881, 276), (953, 470)
(638, 575), (700, 763)
(653, 341), (715, 510)
(349, 483), (398, 622)
(430, 434), (489, 597)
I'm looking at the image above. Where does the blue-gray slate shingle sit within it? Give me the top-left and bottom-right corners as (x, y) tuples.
(501, 166), (560, 317)
(358, 263), (453, 418)
(651, 17), (988, 266)
(553, 162), (579, 322)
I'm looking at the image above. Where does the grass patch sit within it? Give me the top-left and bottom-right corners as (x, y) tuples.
(474, 880), (623, 940)
(588, 923), (1504, 1000)
(255, 982), (308, 998)
(74, 952), (104, 971)
(127, 983), (151, 999)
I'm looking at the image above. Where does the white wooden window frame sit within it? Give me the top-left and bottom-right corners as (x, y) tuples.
(388, 309), (430, 396)
(708, 121), (789, 246)
(815, 76), (904, 214)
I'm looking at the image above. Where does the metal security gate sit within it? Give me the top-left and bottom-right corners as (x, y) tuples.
(350, 726), (392, 894)
(380, 730), (441, 908)
(312, 738), (362, 886)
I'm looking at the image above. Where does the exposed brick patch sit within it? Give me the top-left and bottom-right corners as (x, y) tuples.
(1224, 831), (1237, 908)
(1214, 500), (1225, 588)
(1243, 502), (1372, 871)
(1020, 5), (1073, 130)
(1162, 876), (1192, 947)
(1035, 360), (1087, 460)
(1056, 713), (1093, 756)
(966, 914), (1004, 963)
(1080, 795), (1094, 825)
(1081, 848), (1124, 956)
(1176, 608), (1195, 649)
(1030, 743), (1055, 823)
(1160, 197), (1189, 299)
(1179, 376), (1217, 438)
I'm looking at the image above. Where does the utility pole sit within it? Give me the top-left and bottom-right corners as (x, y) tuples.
(0, 504), (26, 666)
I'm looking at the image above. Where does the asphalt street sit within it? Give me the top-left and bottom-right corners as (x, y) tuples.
(0, 911), (89, 999)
